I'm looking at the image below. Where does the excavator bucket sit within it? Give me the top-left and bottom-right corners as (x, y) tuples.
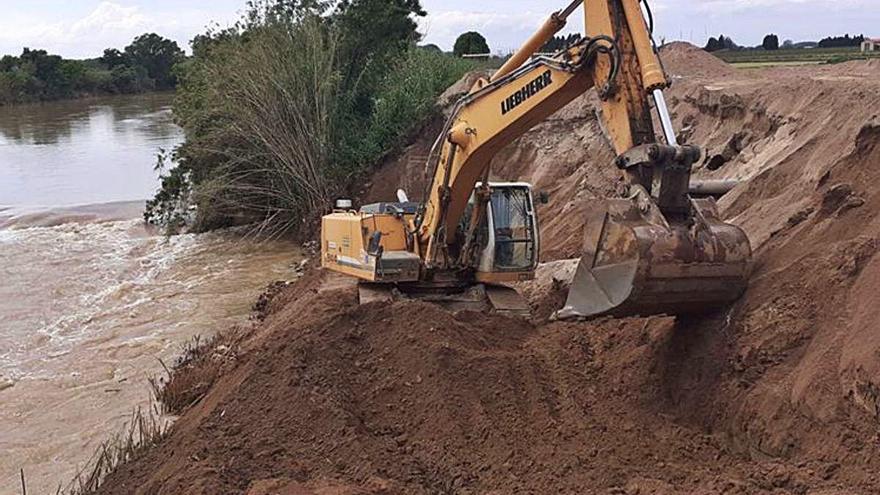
(556, 195), (751, 319)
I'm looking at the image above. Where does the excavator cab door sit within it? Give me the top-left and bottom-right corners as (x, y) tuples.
(473, 183), (540, 283)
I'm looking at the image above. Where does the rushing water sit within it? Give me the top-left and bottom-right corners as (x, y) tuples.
(0, 94), (302, 492)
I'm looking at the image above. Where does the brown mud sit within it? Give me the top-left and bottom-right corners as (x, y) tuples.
(95, 44), (880, 494)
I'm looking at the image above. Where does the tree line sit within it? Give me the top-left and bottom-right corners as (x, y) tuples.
(0, 33), (183, 105)
(818, 34), (866, 48)
(705, 33), (869, 52)
(539, 34), (582, 53)
(451, 32), (582, 57)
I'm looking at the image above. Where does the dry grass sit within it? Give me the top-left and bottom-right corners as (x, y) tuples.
(149, 327), (247, 415)
(60, 404), (169, 495)
(59, 327), (248, 494)
(189, 18), (341, 238)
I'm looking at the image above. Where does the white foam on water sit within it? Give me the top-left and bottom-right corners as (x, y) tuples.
(0, 212), (303, 492)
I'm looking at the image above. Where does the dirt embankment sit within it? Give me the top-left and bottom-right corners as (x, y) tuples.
(96, 44), (880, 494)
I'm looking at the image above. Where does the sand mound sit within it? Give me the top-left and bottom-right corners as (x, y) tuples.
(660, 42), (737, 79)
(96, 45), (880, 493)
(96, 270), (865, 494)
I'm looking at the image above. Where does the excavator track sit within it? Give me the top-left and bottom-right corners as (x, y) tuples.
(358, 283), (530, 317)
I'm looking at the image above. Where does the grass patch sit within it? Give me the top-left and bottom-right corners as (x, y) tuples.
(59, 328), (248, 494)
(715, 47), (880, 68)
(149, 327), (248, 415)
(731, 61), (824, 69)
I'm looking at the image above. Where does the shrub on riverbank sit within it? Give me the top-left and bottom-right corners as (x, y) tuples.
(145, 0), (474, 236)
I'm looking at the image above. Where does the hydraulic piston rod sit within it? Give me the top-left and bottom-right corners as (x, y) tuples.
(653, 89), (677, 146)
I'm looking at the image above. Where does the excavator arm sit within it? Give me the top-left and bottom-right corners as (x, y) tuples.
(415, 0), (751, 318)
(418, 0), (666, 266)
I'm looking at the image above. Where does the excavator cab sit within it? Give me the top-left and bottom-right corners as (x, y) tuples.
(462, 183), (540, 283)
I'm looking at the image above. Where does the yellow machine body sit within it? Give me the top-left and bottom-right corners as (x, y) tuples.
(322, 183), (540, 287)
(321, 210), (420, 283)
(320, 0), (753, 319)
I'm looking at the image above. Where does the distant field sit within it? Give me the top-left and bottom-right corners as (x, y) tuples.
(713, 47), (880, 67)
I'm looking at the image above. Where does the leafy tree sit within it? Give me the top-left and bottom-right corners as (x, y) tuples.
(124, 33), (184, 89)
(190, 34), (216, 59)
(722, 35), (738, 50)
(705, 37), (720, 52)
(334, 0), (426, 81)
(191, 27), (240, 59)
(110, 65), (152, 93)
(16, 48), (70, 99)
(704, 34), (737, 52)
(782, 39), (794, 49)
(20, 49), (65, 86)
(241, 0), (330, 27)
(453, 31), (490, 57)
(330, 0), (428, 168)
(540, 33), (581, 53)
(60, 60), (90, 91)
(0, 55), (16, 72)
(100, 48), (127, 69)
(762, 34), (779, 51)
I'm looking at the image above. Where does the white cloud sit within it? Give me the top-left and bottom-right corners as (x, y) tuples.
(0, 2), (238, 58)
(694, 0), (871, 14)
(70, 2), (148, 35)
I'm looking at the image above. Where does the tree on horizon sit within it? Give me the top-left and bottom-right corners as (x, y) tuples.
(453, 32), (490, 57)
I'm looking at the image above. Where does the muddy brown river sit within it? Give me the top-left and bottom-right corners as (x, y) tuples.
(0, 94), (302, 493)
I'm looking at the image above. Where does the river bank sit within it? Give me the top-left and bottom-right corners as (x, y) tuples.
(92, 46), (880, 494)
(0, 88), (174, 108)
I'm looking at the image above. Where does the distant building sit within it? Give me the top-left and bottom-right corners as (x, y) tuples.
(862, 39), (880, 53)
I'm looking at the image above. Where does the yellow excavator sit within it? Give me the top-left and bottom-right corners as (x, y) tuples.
(321, 0), (751, 319)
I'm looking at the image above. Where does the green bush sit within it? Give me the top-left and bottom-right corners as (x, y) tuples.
(146, 0), (474, 236)
(453, 31), (490, 57)
(149, 17), (342, 233)
(338, 47), (473, 167)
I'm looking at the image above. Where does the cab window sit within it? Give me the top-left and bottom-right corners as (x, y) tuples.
(491, 187), (535, 271)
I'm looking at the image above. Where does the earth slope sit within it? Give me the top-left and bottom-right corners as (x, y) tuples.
(97, 44), (880, 494)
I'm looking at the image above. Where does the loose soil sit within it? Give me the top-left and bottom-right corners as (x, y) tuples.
(95, 44), (880, 494)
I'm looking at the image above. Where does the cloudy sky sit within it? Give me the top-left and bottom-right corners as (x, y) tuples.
(0, 0), (878, 58)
